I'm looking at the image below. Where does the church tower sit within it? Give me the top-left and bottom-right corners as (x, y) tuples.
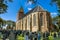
(17, 6), (25, 21)
(16, 6), (25, 30)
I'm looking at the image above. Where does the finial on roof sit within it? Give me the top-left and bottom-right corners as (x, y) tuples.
(19, 6), (24, 12)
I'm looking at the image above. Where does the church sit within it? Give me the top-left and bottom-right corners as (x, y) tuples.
(16, 5), (52, 33)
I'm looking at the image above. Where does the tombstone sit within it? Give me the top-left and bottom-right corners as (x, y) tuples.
(9, 31), (15, 40)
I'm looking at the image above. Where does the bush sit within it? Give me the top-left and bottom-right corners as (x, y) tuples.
(17, 34), (24, 40)
(48, 36), (54, 40)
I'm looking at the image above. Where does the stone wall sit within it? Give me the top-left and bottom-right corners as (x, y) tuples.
(16, 11), (52, 33)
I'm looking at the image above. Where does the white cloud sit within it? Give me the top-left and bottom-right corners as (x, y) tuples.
(28, 8), (32, 10)
(25, 1), (32, 7)
(51, 12), (57, 15)
(51, 12), (57, 17)
(28, 1), (32, 5)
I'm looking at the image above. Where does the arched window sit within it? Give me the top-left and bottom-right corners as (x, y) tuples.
(22, 19), (23, 30)
(33, 14), (36, 26)
(46, 14), (51, 27)
(28, 16), (30, 27)
(25, 18), (27, 30)
(40, 13), (43, 26)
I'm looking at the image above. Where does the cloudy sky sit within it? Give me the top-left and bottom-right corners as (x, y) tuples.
(0, 0), (58, 21)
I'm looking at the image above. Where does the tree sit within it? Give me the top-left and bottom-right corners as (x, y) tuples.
(0, 0), (13, 28)
(51, 0), (60, 17)
(0, 18), (3, 28)
(0, 0), (12, 14)
(0, 17), (15, 30)
(6, 20), (15, 30)
(52, 16), (60, 32)
(51, 0), (60, 8)
(0, 18), (7, 29)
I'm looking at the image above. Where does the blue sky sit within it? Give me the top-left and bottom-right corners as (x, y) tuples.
(0, 0), (58, 22)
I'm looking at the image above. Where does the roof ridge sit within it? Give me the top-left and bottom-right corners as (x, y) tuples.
(37, 5), (48, 11)
(26, 5), (47, 15)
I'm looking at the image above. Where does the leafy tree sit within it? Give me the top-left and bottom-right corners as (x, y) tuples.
(0, 18), (3, 22)
(0, 18), (3, 28)
(0, 18), (6, 29)
(0, 0), (59, 15)
(0, 0), (12, 14)
(6, 20), (15, 30)
(52, 16), (60, 32)
(51, 0), (60, 17)
(0, 18), (15, 30)
(51, 0), (60, 8)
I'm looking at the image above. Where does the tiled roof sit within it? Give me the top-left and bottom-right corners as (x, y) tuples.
(19, 5), (47, 19)
(32, 5), (45, 12)
(25, 5), (46, 16)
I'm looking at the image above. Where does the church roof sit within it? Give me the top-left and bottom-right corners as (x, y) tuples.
(19, 5), (47, 19)
(32, 5), (45, 12)
(26, 5), (46, 15)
